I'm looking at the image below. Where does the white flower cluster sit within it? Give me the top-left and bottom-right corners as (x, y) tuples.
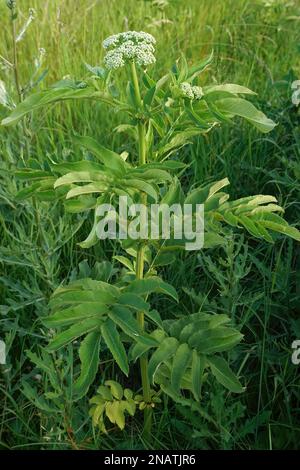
(180, 82), (203, 100)
(102, 31), (156, 70)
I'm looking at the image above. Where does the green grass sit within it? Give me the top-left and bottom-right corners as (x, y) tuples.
(0, 0), (300, 450)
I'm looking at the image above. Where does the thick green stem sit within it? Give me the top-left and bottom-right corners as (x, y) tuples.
(130, 61), (142, 107)
(138, 122), (146, 166)
(136, 246), (152, 440)
(131, 61), (152, 442)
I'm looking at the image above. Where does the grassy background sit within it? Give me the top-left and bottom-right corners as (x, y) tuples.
(0, 0), (300, 449)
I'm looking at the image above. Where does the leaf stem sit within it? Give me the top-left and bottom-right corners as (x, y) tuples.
(131, 60), (152, 443)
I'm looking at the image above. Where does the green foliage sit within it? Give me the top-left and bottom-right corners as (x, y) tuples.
(142, 312), (244, 398)
(89, 381), (137, 432)
(73, 331), (101, 400)
(1, 0), (299, 450)
(44, 277), (165, 378)
(3, 30), (299, 438)
(1, 81), (114, 127)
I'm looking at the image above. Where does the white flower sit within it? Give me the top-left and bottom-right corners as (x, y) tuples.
(180, 82), (194, 100)
(103, 31), (156, 70)
(180, 82), (203, 101)
(192, 86), (203, 100)
(103, 50), (125, 70)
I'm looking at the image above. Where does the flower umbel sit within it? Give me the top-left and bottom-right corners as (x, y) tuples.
(180, 82), (203, 101)
(103, 31), (156, 70)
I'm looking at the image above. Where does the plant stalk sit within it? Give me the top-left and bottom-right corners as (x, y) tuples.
(9, 2), (31, 162)
(10, 5), (22, 103)
(131, 61), (152, 442)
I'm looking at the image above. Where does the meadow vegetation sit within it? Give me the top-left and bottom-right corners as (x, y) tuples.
(0, 0), (299, 450)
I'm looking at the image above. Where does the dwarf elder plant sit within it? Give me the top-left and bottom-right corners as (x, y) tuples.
(2, 31), (300, 441)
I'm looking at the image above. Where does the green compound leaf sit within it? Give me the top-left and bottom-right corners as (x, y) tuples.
(126, 276), (179, 302)
(214, 97), (276, 133)
(191, 351), (206, 401)
(1, 85), (112, 126)
(105, 380), (123, 400)
(43, 303), (108, 328)
(73, 135), (128, 176)
(171, 343), (192, 394)
(101, 319), (129, 376)
(73, 331), (101, 400)
(188, 327), (243, 354)
(148, 337), (179, 383)
(207, 356), (244, 393)
(47, 317), (101, 351)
